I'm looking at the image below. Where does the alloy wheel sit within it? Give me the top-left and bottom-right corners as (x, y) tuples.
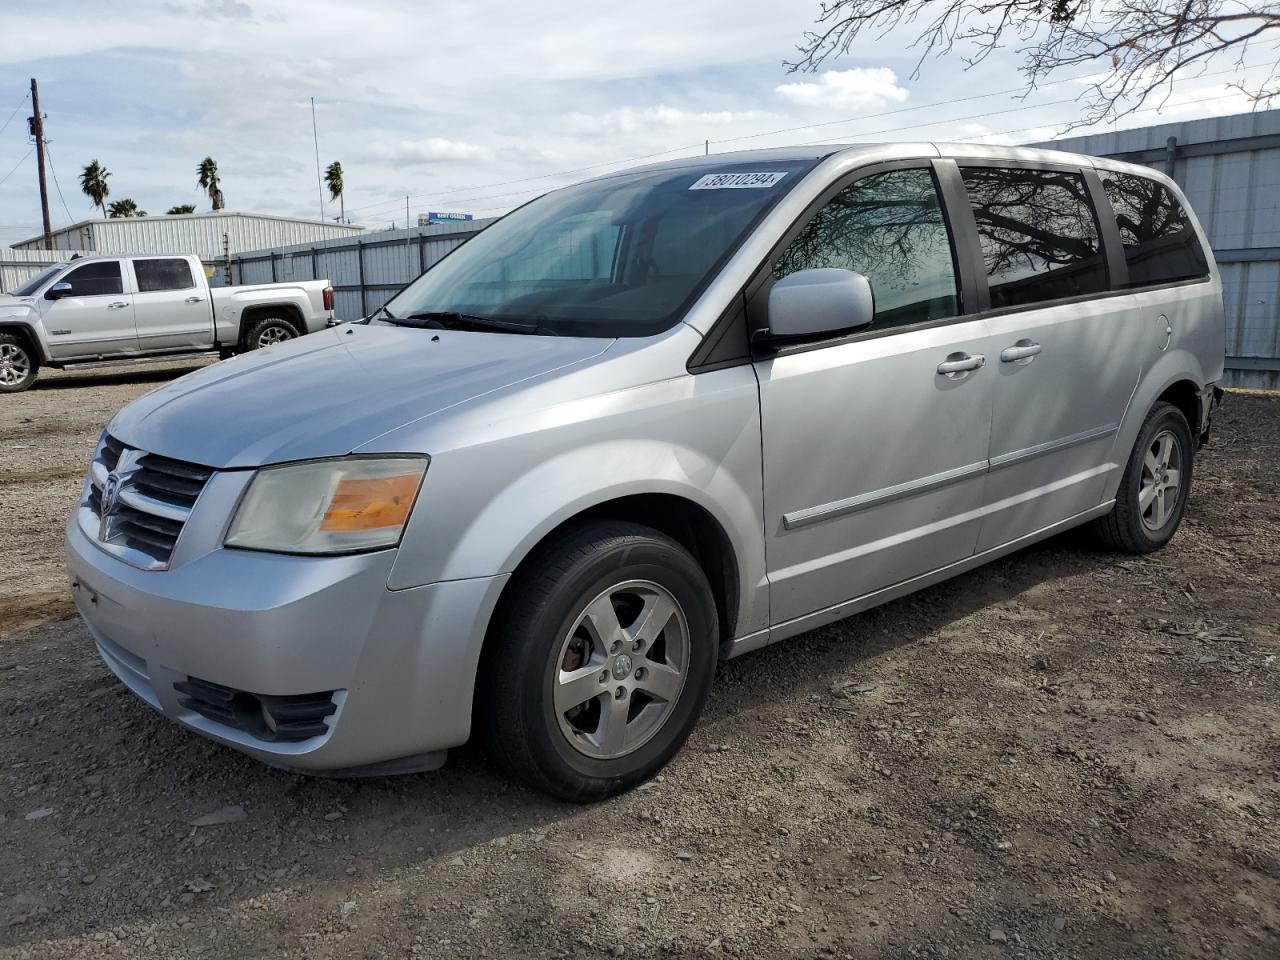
(0, 343), (31, 386)
(256, 324), (294, 347)
(553, 580), (689, 760)
(1139, 428), (1183, 531)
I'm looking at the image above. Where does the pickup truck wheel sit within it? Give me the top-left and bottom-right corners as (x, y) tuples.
(1092, 401), (1194, 553)
(481, 521), (718, 802)
(0, 333), (38, 393)
(244, 316), (300, 350)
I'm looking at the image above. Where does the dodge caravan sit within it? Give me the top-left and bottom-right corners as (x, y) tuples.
(67, 143), (1224, 800)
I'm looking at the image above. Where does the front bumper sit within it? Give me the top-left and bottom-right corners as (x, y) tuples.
(66, 516), (508, 773)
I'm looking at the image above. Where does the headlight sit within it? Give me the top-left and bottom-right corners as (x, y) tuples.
(225, 456), (428, 555)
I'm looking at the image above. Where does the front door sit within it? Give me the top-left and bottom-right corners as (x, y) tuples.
(129, 258), (212, 352)
(954, 164), (1147, 552)
(753, 165), (997, 626)
(39, 260), (136, 360)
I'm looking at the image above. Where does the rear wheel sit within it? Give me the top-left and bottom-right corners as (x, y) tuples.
(481, 521), (718, 802)
(243, 316), (300, 351)
(0, 333), (38, 393)
(1092, 401), (1194, 553)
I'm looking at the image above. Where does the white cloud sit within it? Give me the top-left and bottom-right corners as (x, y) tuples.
(567, 105), (772, 135)
(370, 139), (494, 165)
(775, 68), (909, 110)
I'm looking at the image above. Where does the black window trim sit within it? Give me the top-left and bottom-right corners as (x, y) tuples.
(689, 158), (976, 370)
(54, 259), (125, 299)
(1094, 167), (1213, 292)
(132, 256), (197, 294)
(686, 155), (1216, 371)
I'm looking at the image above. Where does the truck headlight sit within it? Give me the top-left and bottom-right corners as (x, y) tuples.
(225, 456), (428, 555)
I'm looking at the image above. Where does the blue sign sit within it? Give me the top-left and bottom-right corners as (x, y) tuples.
(420, 211), (474, 225)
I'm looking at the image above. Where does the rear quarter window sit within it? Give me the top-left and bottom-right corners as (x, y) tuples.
(1102, 173), (1210, 287)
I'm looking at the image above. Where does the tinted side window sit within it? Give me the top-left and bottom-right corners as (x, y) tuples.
(960, 167), (1107, 309)
(775, 168), (959, 330)
(59, 261), (123, 297)
(135, 258), (195, 293)
(1103, 173), (1209, 287)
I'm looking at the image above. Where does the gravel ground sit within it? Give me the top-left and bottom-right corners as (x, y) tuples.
(1, 362), (1277, 960)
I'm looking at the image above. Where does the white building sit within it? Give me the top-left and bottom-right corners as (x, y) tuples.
(11, 211), (363, 260)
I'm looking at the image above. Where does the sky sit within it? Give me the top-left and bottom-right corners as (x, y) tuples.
(0, 0), (1271, 247)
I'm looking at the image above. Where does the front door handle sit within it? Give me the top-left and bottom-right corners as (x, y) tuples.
(185, 296), (206, 304)
(937, 352), (985, 378)
(107, 301), (128, 310)
(1000, 340), (1042, 364)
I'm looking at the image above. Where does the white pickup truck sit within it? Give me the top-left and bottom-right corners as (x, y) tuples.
(0, 254), (334, 392)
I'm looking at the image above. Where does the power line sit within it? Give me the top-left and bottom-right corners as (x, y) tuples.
(344, 56), (1275, 221)
(0, 146), (34, 188)
(0, 92), (29, 137)
(43, 143), (76, 225)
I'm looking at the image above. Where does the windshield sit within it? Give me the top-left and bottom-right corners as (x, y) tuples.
(383, 159), (817, 337)
(13, 265), (64, 297)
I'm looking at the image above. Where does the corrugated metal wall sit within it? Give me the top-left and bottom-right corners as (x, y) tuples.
(0, 249), (73, 293)
(224, 219), (494, 321)
(12, 212), (364, 261)
(1035, 110), (1280, 389)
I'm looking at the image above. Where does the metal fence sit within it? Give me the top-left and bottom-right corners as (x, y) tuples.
(220, 219), (494, 321)
(0, 249), (73, 293)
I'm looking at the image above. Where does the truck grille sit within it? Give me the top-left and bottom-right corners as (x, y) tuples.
(81, 433), (214, 570)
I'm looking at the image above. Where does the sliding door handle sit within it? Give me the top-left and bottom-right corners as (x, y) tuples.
(107, 301), (128, 310)
(184, 296), (206, 304)
(1000, 340), (1042, 363)
(937, 352), (985, 378)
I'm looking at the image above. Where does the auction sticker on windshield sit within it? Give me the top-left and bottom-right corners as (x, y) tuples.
(689, 172), (788, 190)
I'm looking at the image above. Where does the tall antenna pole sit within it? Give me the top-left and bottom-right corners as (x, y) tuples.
(30, 79), (53, 250)
(311, 97), (325, 222)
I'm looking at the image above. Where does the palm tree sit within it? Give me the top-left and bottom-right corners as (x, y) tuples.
(107, 198), (143, 218)
(324, 161), (345, 222)
(79, 160), (111, 217)
(196, 157), (225, 211)
(166, 204), (196, 215)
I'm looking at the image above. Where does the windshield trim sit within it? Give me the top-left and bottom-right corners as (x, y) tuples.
(382, 158), (822, 339)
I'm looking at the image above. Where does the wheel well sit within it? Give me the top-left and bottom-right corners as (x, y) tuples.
(487, 494), (741, 656)
(1157, 379), (1200, 440)
(239, 304), (303, 345)
(0, 324), (43, 364)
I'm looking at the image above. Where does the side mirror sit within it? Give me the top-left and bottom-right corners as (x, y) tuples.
(45, 281), (73, 301)
(766, 268), (874, 342)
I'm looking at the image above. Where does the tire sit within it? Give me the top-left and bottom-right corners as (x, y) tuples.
(243, 316), (300, 351)
(1092, 401), (1195, 553)
(0, 332), (38, 393)
(481, 521), (719, 802)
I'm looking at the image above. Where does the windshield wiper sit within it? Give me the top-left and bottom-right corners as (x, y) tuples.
(400, 311), (545, 335)
(368, 303), (400, 324)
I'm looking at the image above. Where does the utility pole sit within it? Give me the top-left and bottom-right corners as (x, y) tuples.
(29, 78), (52, 250)
(405, 195), (413, 277)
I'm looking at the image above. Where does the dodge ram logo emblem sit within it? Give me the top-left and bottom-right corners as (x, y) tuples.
(99, 473), (122, 541)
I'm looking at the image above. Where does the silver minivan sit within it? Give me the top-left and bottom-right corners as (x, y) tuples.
(67, 143), (1224, 800)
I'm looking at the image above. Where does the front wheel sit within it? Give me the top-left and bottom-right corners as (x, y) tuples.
(0, 333), (38, 393)
(1092, 401), (1195, 553)
(243, 316), (300, 351)
(481, 521), (719, 802)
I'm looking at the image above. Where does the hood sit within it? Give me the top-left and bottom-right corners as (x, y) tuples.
(0, 294), (36, 320)
(108, 323), (614, 468)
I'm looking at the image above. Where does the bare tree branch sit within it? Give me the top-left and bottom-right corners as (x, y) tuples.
(789, 0), (1280, 129)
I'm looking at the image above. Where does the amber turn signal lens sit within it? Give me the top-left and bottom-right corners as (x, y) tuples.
(321, 473), (421, 531)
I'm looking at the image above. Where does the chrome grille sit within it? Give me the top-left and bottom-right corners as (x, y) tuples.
(81, 434), (214, 570)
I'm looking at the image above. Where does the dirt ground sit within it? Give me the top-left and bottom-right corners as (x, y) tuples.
(1, 362), (1277, 960)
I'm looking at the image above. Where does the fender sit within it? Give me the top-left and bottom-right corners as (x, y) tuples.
(1101, 346), (1209, 503)
(0, 309), (52, 364)
(385, 360), (771, 640)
